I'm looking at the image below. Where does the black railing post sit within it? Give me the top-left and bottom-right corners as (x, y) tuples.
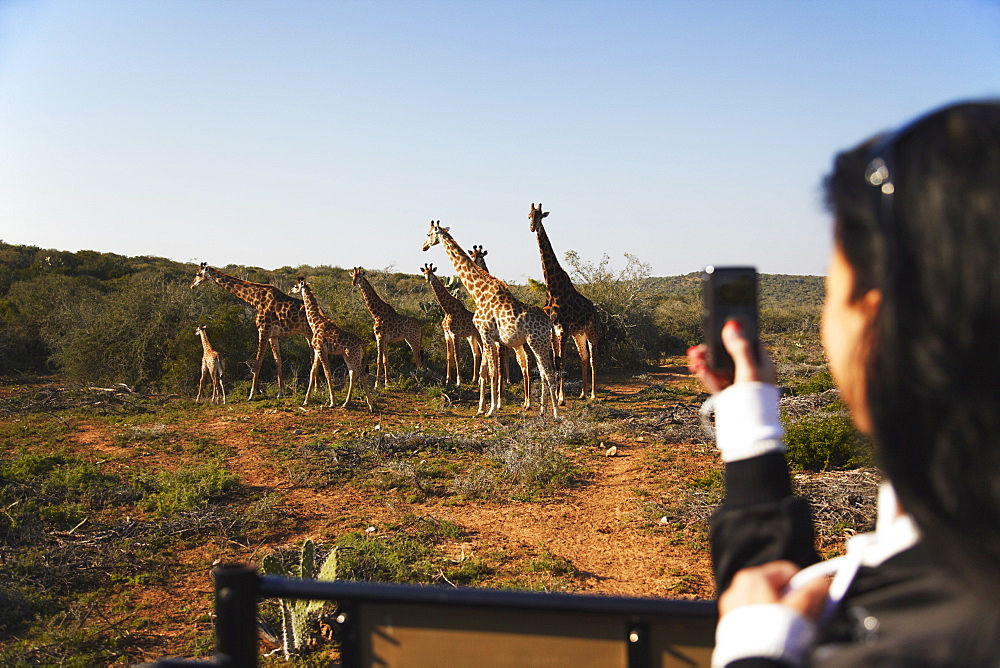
(213, 563), (259, 668)
(333, 599), (361, 668)
(626, 620), (650, 668)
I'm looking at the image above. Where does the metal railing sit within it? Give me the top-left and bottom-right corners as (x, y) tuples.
(149, 563), (717, 668)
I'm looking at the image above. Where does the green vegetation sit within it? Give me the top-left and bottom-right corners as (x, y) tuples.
(784, 413), (873, 471)
(0, 241), (823, 392)
(260, 539), (343, 658)
(0, 240), (848, 663)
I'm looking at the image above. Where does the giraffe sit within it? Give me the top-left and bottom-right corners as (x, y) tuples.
(468, 244), (515, 386)
(190, 263), (311, 400)
(350, 267), (424, 388)
(422, 221), (558, 418)
(194, 325), (226, 405)
(421, 263), (482, 386)
(529, 203), (602, 404)
(290, 277), (374, 411)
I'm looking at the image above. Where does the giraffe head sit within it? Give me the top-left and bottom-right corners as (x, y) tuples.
(195, 324), (207, 337)
(290, 276), (307, 295)
(528, 203), (549, 232)
(350, 267), (366, 286)
(420, 263), (437, 282)
(469, 245), (488, 270)
(421, 220), (449, 252)
(190, 262), (212, 290)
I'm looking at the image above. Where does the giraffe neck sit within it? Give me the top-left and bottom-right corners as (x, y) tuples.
(427, 272), (464, 312)
(299, 284), (324, 328)
(208, 269), (268, 308)
(534, 221), (573, 295)
(439, 230), (497, 305)
(356, 277), (396, 318)
(198, 332), (215, 355)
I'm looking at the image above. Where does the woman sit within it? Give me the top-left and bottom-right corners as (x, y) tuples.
(690, 101), (1000, 665)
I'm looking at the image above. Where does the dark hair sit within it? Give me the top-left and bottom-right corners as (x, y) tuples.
(825, 101), (1000, 596)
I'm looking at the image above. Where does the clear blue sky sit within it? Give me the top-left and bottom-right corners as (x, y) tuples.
(1, 1), (998, 282)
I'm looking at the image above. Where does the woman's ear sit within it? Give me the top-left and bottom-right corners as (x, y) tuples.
(858, 288), (882, 321)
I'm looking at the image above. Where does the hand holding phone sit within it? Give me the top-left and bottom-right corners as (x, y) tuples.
(702, 266), (759, 373)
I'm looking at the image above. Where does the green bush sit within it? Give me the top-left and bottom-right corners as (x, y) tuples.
(792, 371), (835, 395)
(654, 294), (702, 356)
(563, 251), (662, 367)
(783, 414), (872, 471)
(135, 465), (241, 517)
(334, 531), (435, 583)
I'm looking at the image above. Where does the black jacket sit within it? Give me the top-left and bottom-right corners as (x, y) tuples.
(710, 453), (1000, 666)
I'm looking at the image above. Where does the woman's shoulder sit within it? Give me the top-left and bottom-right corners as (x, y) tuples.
(816, 541), (1000, 665)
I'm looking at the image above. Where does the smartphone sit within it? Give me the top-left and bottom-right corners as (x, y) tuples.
(702, 266), (759, 373)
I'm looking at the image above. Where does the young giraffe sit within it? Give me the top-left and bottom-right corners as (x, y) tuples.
(290, 277), (374, 411)
(421, 263), (482, 386)
(194, 325), (226, 405)
(529, 203), (602, 404)
(423, 221), (558, 418)
(190, 263), (311, 400)
(350, 267), (424, 389)
(468, 245), (515, 386)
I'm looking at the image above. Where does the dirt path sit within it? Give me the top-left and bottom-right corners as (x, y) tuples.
(19, 363), (716, 660)
(192, 363), (715, 600)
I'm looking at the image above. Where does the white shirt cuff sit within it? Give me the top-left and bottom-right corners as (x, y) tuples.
(712, 604), (815, 667)
(711, 382), (785, 462)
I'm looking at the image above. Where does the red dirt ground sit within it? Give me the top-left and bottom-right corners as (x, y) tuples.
(7, 362), (723, 662)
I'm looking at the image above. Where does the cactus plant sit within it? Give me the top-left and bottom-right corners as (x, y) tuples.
(260, 539), (342, 658)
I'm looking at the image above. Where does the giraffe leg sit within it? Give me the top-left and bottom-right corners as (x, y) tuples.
(357, 361), (376, 412)
(514, 346), (531, 410)
(248, 333), (269, 400)
(375, 336), (387, 388)
(319, 351), (335, 408)
(480, 341), (500, 416)
(210, 369), (218, 404)
(304, 349), (322, 406)
(445, 332), (456, 385)
(476, 352), (490, 415)
(197, 363), (207, 402)
(269, 338), (285, 398)
(485, 342), (503, 417)
(553, 328), (567, 406)
(574, 332), (596, 400)
(468, 336), (482, 386)
(218, 362), (227, 405)
(529, 333), (559, 419)
(343, 368), (355, 408)
(501, 346), (512, 385)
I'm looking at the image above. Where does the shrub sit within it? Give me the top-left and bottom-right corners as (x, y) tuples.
(135, 465), (240, 517)
(792, 371), (835, 395)
(654, 294), (702, 356)
(334, 531), (434, 583)
(783, 414), (872, 471)
(563, 251), (662, 367)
